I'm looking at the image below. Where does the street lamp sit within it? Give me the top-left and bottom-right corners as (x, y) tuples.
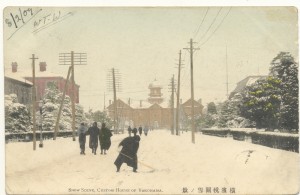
(38, 100), (43, 148)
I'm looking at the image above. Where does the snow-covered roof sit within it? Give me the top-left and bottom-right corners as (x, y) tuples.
(160, 100), (170, 108)
(229, 76), (267, 98)
(130, 100), (152, 109)
(5, 67), (80, 87)
(5, 74), (33, 86)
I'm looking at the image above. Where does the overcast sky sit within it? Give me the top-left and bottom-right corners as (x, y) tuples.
(3, 6), (298, 111)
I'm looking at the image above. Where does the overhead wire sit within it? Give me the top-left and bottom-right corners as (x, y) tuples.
(197, 7), (223, 44)
(193, 8), (210, 39)
(199, 7), (232, 47)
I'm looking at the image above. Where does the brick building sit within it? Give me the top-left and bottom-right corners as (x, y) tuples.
(107, 79), (203, 130)
(5, 62), (80, 106)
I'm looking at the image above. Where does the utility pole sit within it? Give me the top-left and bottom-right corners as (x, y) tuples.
(103, 92), (106, 111)
(59, 51), (87, 141)
(184, 39), (199, 144)
(70, 51), (76, 141)
(169, 75), (175, 135)
(107, 68), (122, 134)
(112, 68), (117, 133)
(176, 50), (183, 136)
(30, 54), (38, 150)
(53, 66), (72, 140)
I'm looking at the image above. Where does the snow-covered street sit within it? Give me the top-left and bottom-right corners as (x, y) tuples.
(6, 129), (299, 194)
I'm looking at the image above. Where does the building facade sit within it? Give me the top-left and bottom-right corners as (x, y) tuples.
(5, 62), (80, 105)
(4, 76), (32, 105)
(107, 79), (203, 130)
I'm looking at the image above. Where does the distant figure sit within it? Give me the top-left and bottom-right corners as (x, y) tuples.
(87, 122), (100, 155)
(143, 126), (149, 136)
(114, 128), (140, 172)
(99, 123), (113, 155)
(128, 126), (132, 137)
(138, 126), (143, 136)
(78, 122), (87, 155)
(133, 127), (138, 136)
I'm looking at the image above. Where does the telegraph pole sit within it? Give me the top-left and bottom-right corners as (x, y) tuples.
(184, 39), (199, 144)
(107, 68), (121, 133)
(30, 54), (38, 150)
(170, 75), (175, 135)
(112, 68), (117, 133)
(103, 92), (106, 111)
(176, 50), (183, 136)
(70, 51), (76, 141)
(59, 51), (87, 141)
(53, 66), (72, 140)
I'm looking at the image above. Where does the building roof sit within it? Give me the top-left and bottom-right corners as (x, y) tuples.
(5, 74), (33, 86)
(148, 79), (162, 88)
(5, 68), (64, 78)
(130, 99), (153, 109)
(160, 100), (170, 108)
(4, 68), (80, 87)
(230, 75), (267, 98)
(107, 99), (133, 110)
(107, 98), (172, 110)
(182, 98), (204, 108)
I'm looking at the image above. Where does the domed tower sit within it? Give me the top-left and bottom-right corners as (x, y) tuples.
(148, 79), (163, 104)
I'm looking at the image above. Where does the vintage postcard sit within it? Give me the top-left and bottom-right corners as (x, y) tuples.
(3, 5), (300, 195)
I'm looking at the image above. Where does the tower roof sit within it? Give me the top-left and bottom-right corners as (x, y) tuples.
(148, 78), (162, 88)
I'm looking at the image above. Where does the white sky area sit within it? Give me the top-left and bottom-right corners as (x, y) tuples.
(3, 6), (298, 112)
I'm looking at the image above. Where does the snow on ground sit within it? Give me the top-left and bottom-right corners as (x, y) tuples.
(5, 129), (300, 194)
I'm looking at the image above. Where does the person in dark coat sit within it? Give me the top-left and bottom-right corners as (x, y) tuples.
(99, 123), (113, 155)
(133, 127), (138, 135)
(87, 122), (100, 155)
(128, 126), (132, 137)
(78, 122), (87, 155)
(138, 126), (143, 136)
(114, 128), (140, 172)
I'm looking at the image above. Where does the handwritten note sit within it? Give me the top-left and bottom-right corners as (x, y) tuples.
(4, 7), (74, 40)
(5, 7), (43, 40)
(5, 8), (34, 28)
(32, 11), (74, 34)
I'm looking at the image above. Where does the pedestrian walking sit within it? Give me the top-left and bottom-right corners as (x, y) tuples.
(99, 123), (113, 155)
(114, 128), (140, 172)
(87, 122), (100, 155)
(143, 126), (149, 136)
(133, 127), (138, 136)
(128, 126), (132, 137)
(78, 122), (87, 155)
(138, 125), (143, 136)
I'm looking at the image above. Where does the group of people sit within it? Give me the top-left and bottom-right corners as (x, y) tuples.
(127, 125), (150, 137)
(77, 122), (113, 155)
(77, 122), (142, 173)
